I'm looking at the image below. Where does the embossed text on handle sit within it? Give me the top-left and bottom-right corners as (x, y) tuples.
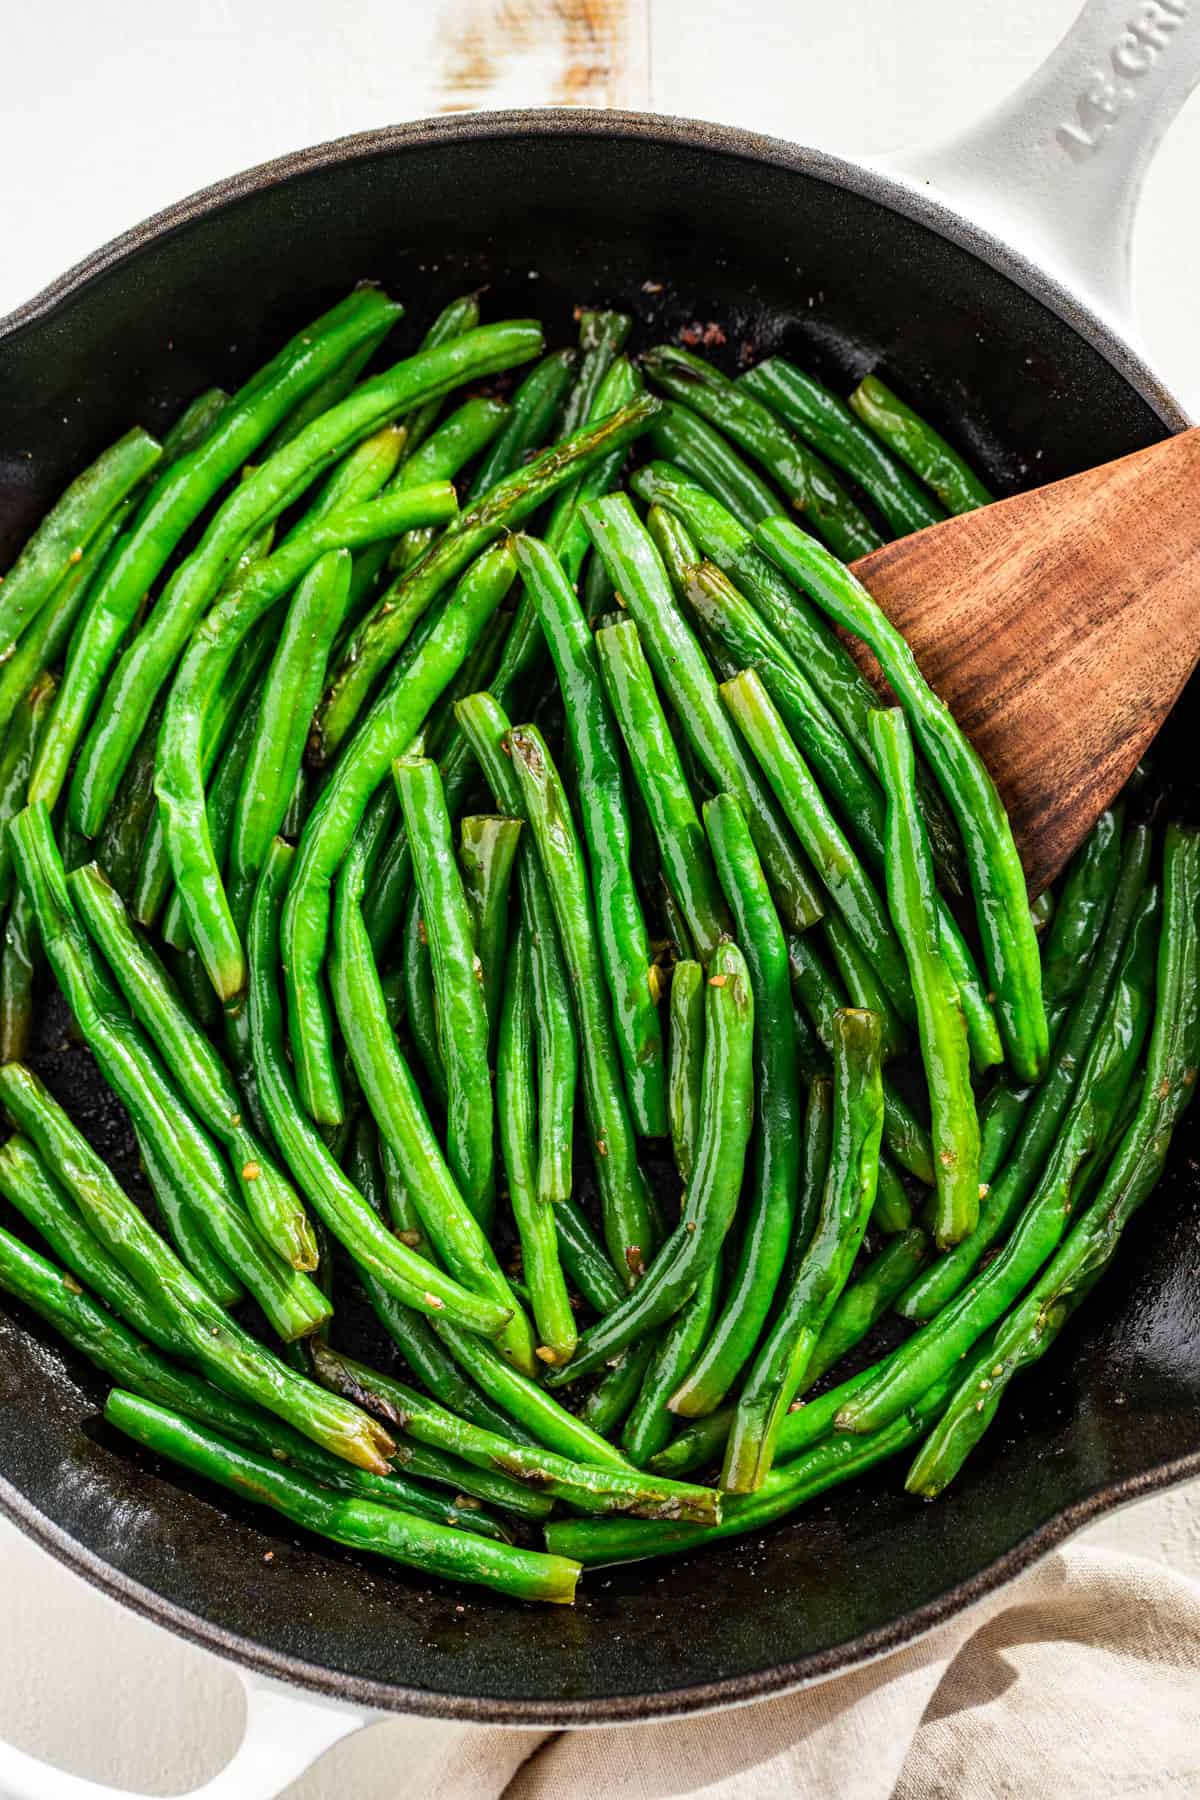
(1057, 0), (1191, 158)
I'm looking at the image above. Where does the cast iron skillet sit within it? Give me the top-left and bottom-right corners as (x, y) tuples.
(1, 110), (1198, 1727)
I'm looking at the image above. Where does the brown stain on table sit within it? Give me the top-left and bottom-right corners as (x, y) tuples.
(437, 0), (638, 110)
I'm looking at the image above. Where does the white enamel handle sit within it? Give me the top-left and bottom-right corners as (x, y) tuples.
(0, 1671), (367, 1800)
(881, 0), (1200, 343)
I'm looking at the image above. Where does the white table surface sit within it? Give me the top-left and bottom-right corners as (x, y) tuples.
(2, 1), (1199, 1792)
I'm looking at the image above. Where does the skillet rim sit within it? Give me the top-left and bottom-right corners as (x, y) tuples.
(0, 104), (1195, 1728)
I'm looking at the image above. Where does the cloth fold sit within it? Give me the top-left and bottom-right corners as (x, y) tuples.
(389, 1547), (1200, 1799)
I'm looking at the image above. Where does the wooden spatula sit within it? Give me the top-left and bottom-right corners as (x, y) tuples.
(848, 427), (1200, 897)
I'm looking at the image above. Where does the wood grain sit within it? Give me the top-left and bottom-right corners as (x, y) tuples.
(850, 427), (1200, 896)
(436, 0), (650, 111)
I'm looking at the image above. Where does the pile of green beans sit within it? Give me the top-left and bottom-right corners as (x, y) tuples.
(0, 284), (1193, 1604)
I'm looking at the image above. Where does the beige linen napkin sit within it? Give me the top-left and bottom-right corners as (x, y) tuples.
(378, 1547), (1200, 1799)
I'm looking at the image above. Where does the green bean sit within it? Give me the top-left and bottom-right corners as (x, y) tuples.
(327, 812), (535, 1372)
(389, 1434), (549, 1523)
(760, 519), (1046, 1082)
(820, 913), (905, 1058)
(395, 754), (495, 1226)
(168, 942), (221, 1032)
(581, 1341), (657, 1436)
(432, 1319), (626, 1466)
(792, 1073), (834, 1268)
(908, 831), (1200, 1498)
(160, 693), (260, 950)
(352, 1244), (528, 1443)
(557, 309), (633, 436)
(870, 707), (980, 1247)
(553, 1200), (626, 1315)
(454, 691), (579, 1205)
(0, 1212), (501, 1542)
(848, 374), (992, 514)
(724, 669), (914, 1021)
(976, 809), (1127, 1182)
(594, 619), (731, 965)
(467, 349), (576, 499)
(459, 814), (522, 1056)
(410, 391), (512, 485)
(424, 613), (510, 764)
(668, 795), (801, 1417)
(0, 674), (55, 906)
(649, 400), (783, 531)
(908, 1293), (1075, 1498)
(584, 497), (823, 933)
(517, 535), (666, 1136)
(630, 460), (968, 894)
(69, 320), (538, 838)
(311, 1342), (720, 1523)
(1042, 807), (1126, 1021)
(658, 877), (697, 964)
(69, 861), (318, 1271)
(228, 505), (397, 930)
(159, 388), (231, 466)
(547, 1368), (962, 1567)
(402, 883), (446, 1105)
(283, 541), (517, 1126)
(183, 1395), (514, 1541)
(838, 884), (1160, 1438)
(11, 807), (331, 1340)
(667, 960), (705, 1183)
(739, 359), (945, 536)
(484, 353), (642, 707)
(26, 292), (397, 815)
(977, 1082), (1027, 1185)
(0, 1063), (395, 1471)
(0, 530), (112, 771)
(646, 1342), (885, 1480)
(125, 1117), (241, 1306)
(159, 486), (458, 1000)
(0, 428), (163, 654)
(723, 1007), (882, 1490)
(899, 822), (1152, 1321)
(395, 293), (484, 457)
(676, 556), (999, 1068)
(316, 393), (660, 759)
(498, 924), (577, 1364)
(806, 1228), (928, 1387)
(0, 1135), (188, 1358)
(546, 357), (643, 587)
(646, 1350), (883, 1482)
(381, 396), (512, 584)
(372, 1331), (548, 1491)
(507, 723), (657, 1278)
(132, 614), (277, 929)
(545, 941), (755, 1386)
(106, 1389), (574, 1602)
(623, 1260), (720, 1466)
(265, 326), (393, 458)
(871, 1155), (913, 1235)
(0, 1212), (470, 1514)
(674, 552), (885, 841)
(0, 1217), (210, 1439)
(289, 419), (407, 536)
(784, 927), (934, 1184)
(643, 347), (880, 560)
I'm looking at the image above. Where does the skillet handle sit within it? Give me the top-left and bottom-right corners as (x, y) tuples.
(0, 1671), (367, 1800)
(880, 0), (1200, 342)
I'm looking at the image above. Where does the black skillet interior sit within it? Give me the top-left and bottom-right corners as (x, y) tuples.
(1, 117), (1198, 1725)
